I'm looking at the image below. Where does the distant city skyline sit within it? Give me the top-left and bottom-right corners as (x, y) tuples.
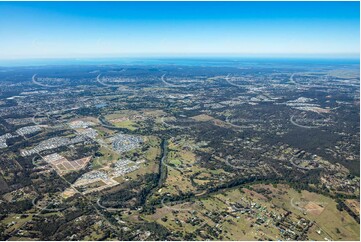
(0, 1), (359, 59)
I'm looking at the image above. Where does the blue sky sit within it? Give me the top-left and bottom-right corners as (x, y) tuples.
(0, 1), (359, 59)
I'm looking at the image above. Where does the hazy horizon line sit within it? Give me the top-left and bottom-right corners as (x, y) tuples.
(0, 55), (359, 68)
(0, 53), (360, 61)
